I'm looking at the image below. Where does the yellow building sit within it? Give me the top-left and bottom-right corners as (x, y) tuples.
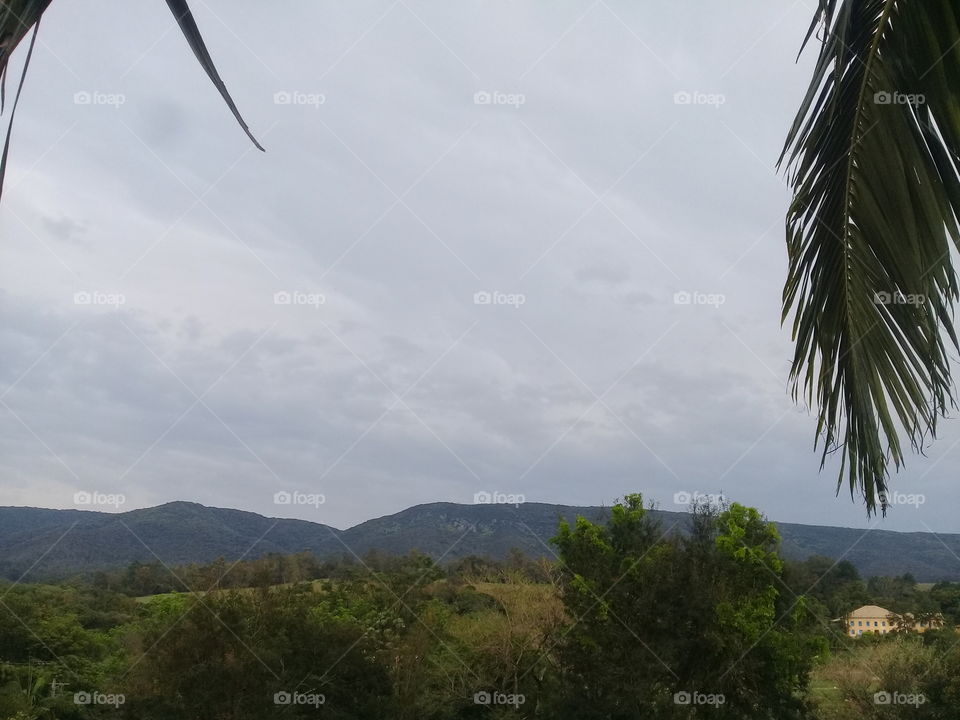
(847, 605), (895, 636)
(846, 605), (945, 637)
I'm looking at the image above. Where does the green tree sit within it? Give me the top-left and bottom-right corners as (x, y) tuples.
(551, 495), (819, 719)
(122, 587), (392, 719)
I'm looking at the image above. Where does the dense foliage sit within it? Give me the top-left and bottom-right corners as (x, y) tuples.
(2, 496), (958, 719)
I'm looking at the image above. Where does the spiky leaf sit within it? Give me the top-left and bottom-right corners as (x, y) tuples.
(780, 0), (960, 513)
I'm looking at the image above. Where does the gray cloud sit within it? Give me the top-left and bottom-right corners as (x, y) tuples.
(2, 0), (958, 538)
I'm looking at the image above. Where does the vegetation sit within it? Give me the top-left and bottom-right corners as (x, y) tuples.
(781, 0), (960, 512)
(7, 502), (960, 584)
(1, 494), (958, 719)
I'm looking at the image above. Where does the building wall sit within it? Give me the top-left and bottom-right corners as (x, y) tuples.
(847, 613), (893, 636)
(846, 605), (945, 637)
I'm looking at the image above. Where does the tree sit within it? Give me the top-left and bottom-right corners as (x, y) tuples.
(929, 582), (960, 625)
(551, 495), (819, 719)
(780, 0), (960, 513)
(784, 556), (869, 623)
(123, 587), (393, 719)
(888, 611), (914, 634)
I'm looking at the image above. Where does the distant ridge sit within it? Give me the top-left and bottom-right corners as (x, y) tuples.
(2, 501), (960, 581)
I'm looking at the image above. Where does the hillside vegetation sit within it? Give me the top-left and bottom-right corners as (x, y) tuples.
(4, 496), (960, 719)
(4, 500), (960, 581)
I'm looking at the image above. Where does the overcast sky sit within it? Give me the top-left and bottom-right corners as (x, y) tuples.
(2, 0), (960, 539)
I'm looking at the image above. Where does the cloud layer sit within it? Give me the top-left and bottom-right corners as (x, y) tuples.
(2, 0), (959, 538)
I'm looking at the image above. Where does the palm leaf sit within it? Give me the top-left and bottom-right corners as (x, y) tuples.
(163, 0), (264, 151)
(0, 0), (262, 201)
(780, 0), (960, 513)
(0, 0), (53, 202)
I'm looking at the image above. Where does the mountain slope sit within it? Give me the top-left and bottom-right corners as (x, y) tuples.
(338, 502), (620, 560)
(0, 502), (340, 579)
(340, 503), (960, 581)
(2, 501), (960, 581)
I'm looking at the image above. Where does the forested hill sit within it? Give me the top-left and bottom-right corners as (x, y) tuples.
(1, 500), (958, 581)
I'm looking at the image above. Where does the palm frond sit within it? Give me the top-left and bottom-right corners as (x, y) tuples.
(163, 0), (264, 151)
(0, 0), (53, 202)
(780, 0), (960, 513)
(0, 0), (262, 201)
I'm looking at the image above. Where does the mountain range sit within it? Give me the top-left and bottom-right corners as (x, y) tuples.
(2, 501), (959, 582)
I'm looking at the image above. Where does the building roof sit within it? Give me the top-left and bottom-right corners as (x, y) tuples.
(849, 605), (892, 618)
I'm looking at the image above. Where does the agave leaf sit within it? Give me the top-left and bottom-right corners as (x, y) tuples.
(0, 0), (262, 201)
(164, 0), (264, 151)
(780, 0), (960, 513)
(0, 0), (51, 202)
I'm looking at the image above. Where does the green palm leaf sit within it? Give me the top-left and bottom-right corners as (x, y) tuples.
(0, 0), (53, 202)
(164, 0), (264, 151)
(780, 0), (960, 513)
(0, 0), (261, 200)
